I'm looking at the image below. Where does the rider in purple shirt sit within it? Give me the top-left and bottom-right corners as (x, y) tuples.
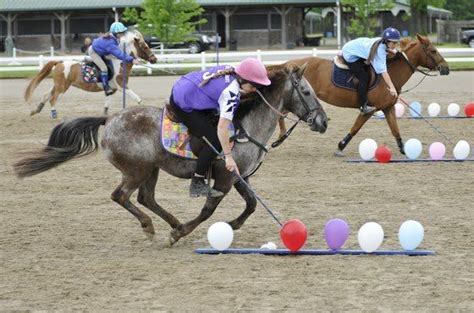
(169, 58), (271, 198)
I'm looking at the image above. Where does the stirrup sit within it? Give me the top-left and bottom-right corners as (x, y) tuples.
(360, 104), (376, 115)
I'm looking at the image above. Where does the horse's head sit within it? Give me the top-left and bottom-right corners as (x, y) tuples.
(284, 63), (328, 133)
(415, 34), (449, 75)
(122, 31), (157, 64)
(267, 63), (328, 133)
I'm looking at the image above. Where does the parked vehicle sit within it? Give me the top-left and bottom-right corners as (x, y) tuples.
(460, 29), (474, 47)
(144, 32), (217, 53)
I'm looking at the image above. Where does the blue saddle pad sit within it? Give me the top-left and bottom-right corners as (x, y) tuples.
(332, 63), (380, 91)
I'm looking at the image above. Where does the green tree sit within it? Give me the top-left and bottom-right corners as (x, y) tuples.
(444, 0), (474, 21)
(342, 0), (394, 38)
(123, 0), (206, 45)
(409, 0), (446, 34)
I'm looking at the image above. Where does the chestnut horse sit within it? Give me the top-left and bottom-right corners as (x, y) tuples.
(25, 30), (157, 118)
(14, 63), (328, 245)
(281, 34), (449, 155)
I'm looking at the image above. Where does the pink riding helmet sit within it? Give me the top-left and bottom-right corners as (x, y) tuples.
(235, 58), (271, 86)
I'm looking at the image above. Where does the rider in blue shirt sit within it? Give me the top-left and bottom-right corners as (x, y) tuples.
(89, 22), (139, 96)
(342, 27), (401, 114)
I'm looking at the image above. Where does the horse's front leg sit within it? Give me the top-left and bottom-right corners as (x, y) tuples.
(382, 105), (404, 154)
(228, 177), (256, 230)
(335, 110), (375, 156)
(125, 88), (144, 105)
(169, 195), (225, 246)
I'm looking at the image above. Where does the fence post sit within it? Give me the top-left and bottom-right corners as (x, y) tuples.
(39, 55), (44, 68)
(160, 43), (164, 55)
(256, 49), (262, 61)
(312, 48), (318, 57)
(50, 46), (54, 57)
(8, 47), (21, 65)
(201, 52), (206, 71)
(147, 65), (152, 75)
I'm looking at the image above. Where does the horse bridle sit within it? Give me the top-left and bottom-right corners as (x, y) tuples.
(136, 39), (155, 61)
(268, 72), (323, 148)
(398, 43), (439, 77)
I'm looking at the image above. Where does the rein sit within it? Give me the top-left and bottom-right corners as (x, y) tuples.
(398, 51), (438, 77)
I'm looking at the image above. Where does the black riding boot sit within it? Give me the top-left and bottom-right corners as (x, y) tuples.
(189, 175), (223, 198)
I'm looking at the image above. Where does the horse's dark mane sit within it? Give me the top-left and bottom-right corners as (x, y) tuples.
(234, 64), (288, 122)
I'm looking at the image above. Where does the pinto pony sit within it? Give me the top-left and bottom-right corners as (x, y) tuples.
(25, 30), (157, 118)
(282, 34), (449, 155)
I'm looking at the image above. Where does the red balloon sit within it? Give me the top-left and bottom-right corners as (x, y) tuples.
(464, 103), (474, 118)
(375, 145), (392, 163)
(280, 219), (307, 252)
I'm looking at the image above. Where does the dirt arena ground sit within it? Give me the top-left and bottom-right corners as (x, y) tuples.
(1, 71), (473, 311)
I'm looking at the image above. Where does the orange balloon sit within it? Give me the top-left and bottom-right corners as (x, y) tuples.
(375, 145), (392, 163)
(280, 219), (307, 252)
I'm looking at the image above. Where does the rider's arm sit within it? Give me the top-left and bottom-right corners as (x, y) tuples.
(108, 44), (135, 63)
(217, 81), (240, 174)
(381, 71), (396, 91)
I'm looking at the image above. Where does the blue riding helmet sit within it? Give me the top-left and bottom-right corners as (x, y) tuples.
(382, 27), (401, 42)
(109, 22), (127, 34)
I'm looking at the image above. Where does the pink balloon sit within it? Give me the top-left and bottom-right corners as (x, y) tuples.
(395, 103), (405, 118)
(429, 142), (446, 160)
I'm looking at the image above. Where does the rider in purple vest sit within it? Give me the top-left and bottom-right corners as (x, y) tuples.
(170, 58), (271, 198)
(89, 22), (139, 96)
(342, 27), (401, 114)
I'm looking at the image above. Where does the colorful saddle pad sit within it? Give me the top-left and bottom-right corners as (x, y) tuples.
(161, 108), (235, 160)
(81, 60), (114, 84)
(331, 63), (380, 91)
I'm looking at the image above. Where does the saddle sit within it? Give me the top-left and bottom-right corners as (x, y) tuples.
(161, 102), (235, 159)
(81, 57), (114, 84)
(332, 55), (380, 91)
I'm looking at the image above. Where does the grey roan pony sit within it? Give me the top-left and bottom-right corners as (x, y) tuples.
(14, 63), (328, 245)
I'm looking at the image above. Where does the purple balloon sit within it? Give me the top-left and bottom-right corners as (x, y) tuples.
(324, 219), (350, 250)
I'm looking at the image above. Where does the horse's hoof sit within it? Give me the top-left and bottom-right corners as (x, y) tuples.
(168, 229), (181, 246)
(334, 150), (345, 157)
(144, 232), (155, 242)
(30, 110), (37, 116)
(228, 220), (242, 230)
(103, 108), (109, 115)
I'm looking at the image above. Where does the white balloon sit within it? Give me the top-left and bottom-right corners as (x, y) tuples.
(266, 242), (277, 250)
(374, 110), (385, 118)
(399, 220), (424, 250)
(427, 103), (441, 117)
(358, 222), (384, 253)
(207, 222), (234, 251)
(447, 103), (460, 117)
(395, 102), (405, 118)
(453, 140), (471, 160)
(404, 138), (423, 160)
(359, 138), (378, 161)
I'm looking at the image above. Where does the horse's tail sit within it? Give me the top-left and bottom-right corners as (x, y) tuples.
(24, 60), (61, 103)
(14, 117), (107, 178)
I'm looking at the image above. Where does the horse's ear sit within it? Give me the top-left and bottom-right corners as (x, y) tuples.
(416, 33), (426, 43)
(297, 62), (308, 77)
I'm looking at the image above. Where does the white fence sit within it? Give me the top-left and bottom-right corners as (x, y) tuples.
(1, 47), (473, 74)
